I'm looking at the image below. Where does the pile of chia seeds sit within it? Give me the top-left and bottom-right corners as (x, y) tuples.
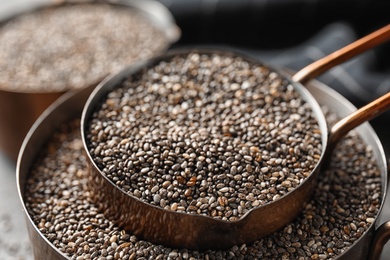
(25, 107), (381, 259)
(0, 3), (170, 92)
(85, 52), (323, 221)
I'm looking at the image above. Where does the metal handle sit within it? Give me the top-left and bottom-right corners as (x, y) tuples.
(368, 221), (390, 260)
(290, 23), (390, 157)
(292, 24), (390, 84)
(326, 91), (390, 153)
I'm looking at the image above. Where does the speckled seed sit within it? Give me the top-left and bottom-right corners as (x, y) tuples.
(86, 52), (323, 221)
(0, 3), (170, 92)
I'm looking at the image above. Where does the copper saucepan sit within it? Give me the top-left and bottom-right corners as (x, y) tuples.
(79, 24), (390, 250)
(0, 0), (180, 161)
(16, 70), (390, 259)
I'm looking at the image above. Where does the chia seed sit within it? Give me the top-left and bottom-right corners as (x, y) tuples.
(85, 51), (323, 220)
(0, 3), (170, 92)
(25, 106), (382, 258)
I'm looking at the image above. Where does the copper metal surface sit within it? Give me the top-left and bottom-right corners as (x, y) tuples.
(0, 91), (63, 160)
(80, 24), (390, 250)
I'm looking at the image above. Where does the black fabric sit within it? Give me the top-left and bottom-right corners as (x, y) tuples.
(162, 0), (390, 49)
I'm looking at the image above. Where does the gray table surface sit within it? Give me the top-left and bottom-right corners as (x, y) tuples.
(0, 152), (32, 260)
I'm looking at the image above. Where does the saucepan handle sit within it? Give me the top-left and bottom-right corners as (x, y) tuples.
(326, 92), (390, 153)
(368, 221), (390, 260)
(292, 24), (390, 84)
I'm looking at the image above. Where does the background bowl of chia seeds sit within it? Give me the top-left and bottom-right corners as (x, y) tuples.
(80, 39), (390, 250)
(0, 0), (180, 161)
(17, 69), (390, 259)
